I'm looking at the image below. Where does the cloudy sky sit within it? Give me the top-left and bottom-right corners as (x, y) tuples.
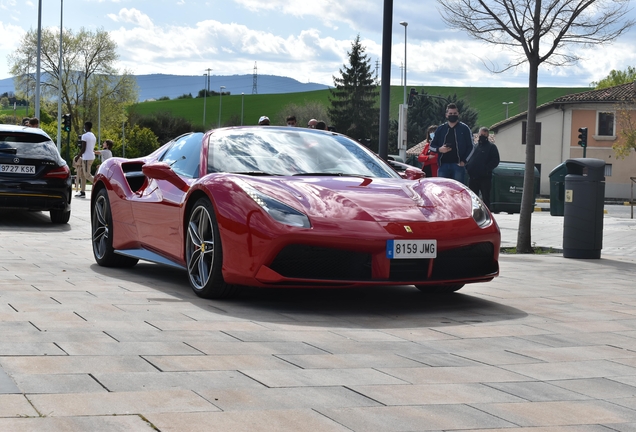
(1, 0), (635, 88)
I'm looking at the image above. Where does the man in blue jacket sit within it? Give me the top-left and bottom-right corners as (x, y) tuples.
(429, 103), (475, 183)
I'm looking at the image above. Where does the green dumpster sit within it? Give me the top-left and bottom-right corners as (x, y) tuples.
(490, 162), (540, 214)
(548, 162), (567, 216)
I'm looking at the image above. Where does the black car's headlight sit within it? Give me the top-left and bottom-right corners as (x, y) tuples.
(239, 181), (311, 228)
(469, 189), (492, 228)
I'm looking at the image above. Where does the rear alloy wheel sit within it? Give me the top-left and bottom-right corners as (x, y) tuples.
(92, 189), (138, 268)
(50, 209), (71, 224)
(414, 284), (464, 295)
(186, 198), (237, 299)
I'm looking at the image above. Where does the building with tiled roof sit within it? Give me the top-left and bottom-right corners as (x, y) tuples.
(490, 82), (636, 199)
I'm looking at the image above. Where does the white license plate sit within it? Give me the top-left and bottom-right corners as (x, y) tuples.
(386, 239), (437, 259)
(1, 164), (35, 174)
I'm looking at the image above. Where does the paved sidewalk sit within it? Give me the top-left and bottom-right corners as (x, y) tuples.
(1, 194), (636, 431)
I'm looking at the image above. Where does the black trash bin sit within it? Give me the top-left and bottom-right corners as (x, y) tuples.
(490, 162), (540, 214)
(548, 163), (567, 216)
(563, 158), (606, 259)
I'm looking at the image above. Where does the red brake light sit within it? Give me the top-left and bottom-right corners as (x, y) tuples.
(44, 165), (70, 179)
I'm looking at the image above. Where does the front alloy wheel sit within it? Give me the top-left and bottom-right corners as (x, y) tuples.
(185, 198), (236, 299)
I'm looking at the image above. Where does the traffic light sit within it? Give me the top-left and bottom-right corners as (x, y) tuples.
(577, 127), (588, 148)
(408, 87), (418, 106)
(62, 114), (71, 132)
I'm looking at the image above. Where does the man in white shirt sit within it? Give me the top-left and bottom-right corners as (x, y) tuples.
(76, 121), (96, 198)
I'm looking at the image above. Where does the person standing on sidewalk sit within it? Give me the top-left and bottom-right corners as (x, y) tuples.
(429, 103), (474, 183)
(76, 121), (96, 198)
(466, 127), (500, 210)
(418, 125), (439, 177)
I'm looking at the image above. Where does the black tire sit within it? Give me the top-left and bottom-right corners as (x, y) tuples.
(185, 198), (237, 299)
(92, 189), (138, 268)
(414, 284), (464, 294)
(50, 209), (71, 224)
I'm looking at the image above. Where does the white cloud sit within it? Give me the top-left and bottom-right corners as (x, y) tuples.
(107, 8), (153, 29)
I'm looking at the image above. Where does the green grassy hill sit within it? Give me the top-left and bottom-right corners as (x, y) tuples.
(3, 85), (589, 130)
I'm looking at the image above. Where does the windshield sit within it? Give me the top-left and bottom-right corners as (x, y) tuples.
(207, 128), (399, 178)
(0, 132), (62, 162)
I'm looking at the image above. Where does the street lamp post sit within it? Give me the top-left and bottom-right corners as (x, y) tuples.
(218, 86), (225, 128)
(399, 21), (408, 105)
(502, 101), (514, 119)
(241, 92), (244, 126)
(202, 73), (208, 128)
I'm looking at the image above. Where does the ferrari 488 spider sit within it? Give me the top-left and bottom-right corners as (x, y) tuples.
(91, 126), (500, 298)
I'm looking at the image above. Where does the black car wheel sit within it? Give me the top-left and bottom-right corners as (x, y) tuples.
(414, 284), (464, 294)
(186, 198), (237, 299)
(92, 189), (138, 268)
(50, 208), (71, 224)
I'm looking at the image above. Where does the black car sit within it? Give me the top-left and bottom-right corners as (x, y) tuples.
(0, 125), (72, 223)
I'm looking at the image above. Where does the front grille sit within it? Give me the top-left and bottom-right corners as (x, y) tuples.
(269, 244), (372, 280)
(390, 259), (431, 281)
(431, 242), (497, 280)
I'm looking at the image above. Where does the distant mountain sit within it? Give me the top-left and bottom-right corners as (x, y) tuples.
(0, 74), (329, 102)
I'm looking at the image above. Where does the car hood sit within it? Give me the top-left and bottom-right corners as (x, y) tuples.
(236, 175), (473, 222)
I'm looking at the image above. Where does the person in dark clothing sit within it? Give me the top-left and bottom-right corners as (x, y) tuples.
(429, 103), (474, 183)
(466, 127), (500, 210)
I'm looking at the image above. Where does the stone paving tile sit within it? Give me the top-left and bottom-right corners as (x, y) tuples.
(11, 373), (106, 394)
(351, 382), (524, 405)
(472, 400), (636, 427)
(456, 348), (544, 365)
(0, 394), (39, 417)
(433, 323), (550, 339)
(319, 405), (515, 431)
(0, 342), (66, 356)
(143, 319), (272, 331)
(501, 359), (636, 381)
(0, 415), (155, 432)
(93, 370), (264, 392)
(460, 426), (619, 432)
(28, 389), (217, 416)
(103, 329), (238, 343)
(185, 341), (329, 356)
(509, 345), (636, 362)
(145, 409), (352, 432)
(277, 353), (426, 369)
(602, 424), (636, 432)
(399, 352), (505, 367)
(378, 327), (461, 342)
(0, 330), (116, 344)
(549, 377), (636, 399)
(220, 330), (352, 344)
(0, 355), (158, 375)
(519, 331), (636, 348)
(296, 340), (446, 355)
(484, 380), (593, 402)
(241, 368), (408, 387)
(0, 367), (19, 394)
(54, 341), (204, 356)
(607, 397), (636, 411)
(144, 354), (300, 372)
(378, 365), (531, 384)
(198, 386), (381, 411)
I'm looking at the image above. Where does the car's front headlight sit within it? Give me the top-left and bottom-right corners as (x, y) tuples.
(238, 180), (311, 228)
(468, 189), (492, 228)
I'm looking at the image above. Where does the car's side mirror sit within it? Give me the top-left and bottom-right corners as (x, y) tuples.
(142, 162), (190, 192)
(404, 166), (426, 180)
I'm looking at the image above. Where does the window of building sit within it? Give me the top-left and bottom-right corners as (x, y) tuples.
(604, 163), (612, 177)
(597, 111), (615, 137)
(521, 121), (542, 145)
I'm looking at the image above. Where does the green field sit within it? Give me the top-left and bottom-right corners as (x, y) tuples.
(128, 85), (589, 130)
(3, 85), (589, 130)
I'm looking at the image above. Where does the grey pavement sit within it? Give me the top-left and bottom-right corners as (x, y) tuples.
(1, 191), (636, 431)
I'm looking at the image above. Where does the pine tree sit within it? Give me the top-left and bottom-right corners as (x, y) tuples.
(328, 35), (379, 149)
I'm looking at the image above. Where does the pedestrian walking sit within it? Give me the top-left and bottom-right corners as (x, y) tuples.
(76, 121), (96, 198)
(466, 127), (500, 210)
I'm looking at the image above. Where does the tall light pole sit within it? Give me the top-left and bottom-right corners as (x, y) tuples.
(202, 73), (207, 128)
(241, 92), (244, 126)
(56, 0), (63, 151)
(399, 21), (408, 106)
(35, 0), (43, 120)
(218, 86), (225, 128)
(397, 21), (408, 163)
(502, 101), (514, 118)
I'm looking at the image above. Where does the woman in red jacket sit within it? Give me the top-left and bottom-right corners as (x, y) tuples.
(418, 125), (439, 177)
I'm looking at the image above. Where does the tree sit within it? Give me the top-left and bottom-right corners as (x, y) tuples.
(438, 0), (634, 253)
(128, 111), (196, 145)
(8, 27), (138, 136)
(592, 66), (636, 89)
(613, 103), (636, 158)
(328, 35), (380, 149)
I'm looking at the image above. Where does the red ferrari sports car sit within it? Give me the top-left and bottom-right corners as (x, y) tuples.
(91, 126), (500, 299)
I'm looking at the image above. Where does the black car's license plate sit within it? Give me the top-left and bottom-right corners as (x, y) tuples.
(0, 164), (36, 174)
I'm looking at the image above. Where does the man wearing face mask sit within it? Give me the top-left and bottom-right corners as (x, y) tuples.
(466, 127), (500, 210)
(429, 103), (474, 183)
